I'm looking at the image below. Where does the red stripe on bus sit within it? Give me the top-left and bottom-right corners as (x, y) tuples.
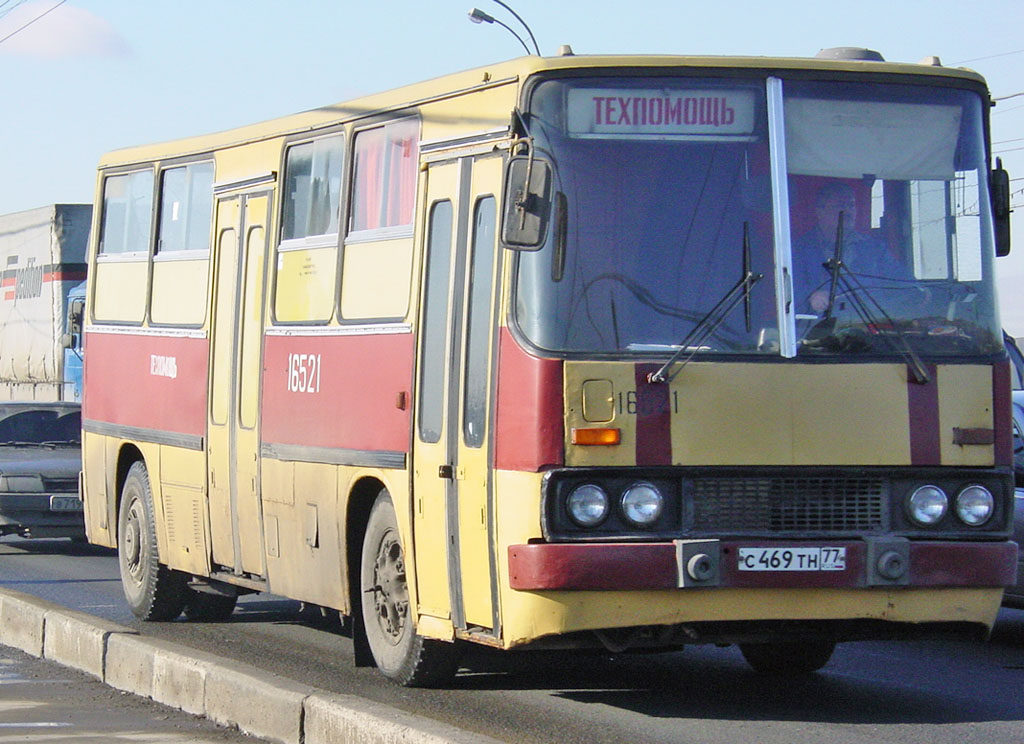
(44, 270), (87, 282)
(261, 332), (413, 452)
(992, 360), (1013, 467)
(634, 364), (672, 466)
(3, 291), (12, 301)
(83, 331), (208, 437)
(907, 365), (940, 465)
(508, 540), (1018, 591)
(493, 328), (563, 471)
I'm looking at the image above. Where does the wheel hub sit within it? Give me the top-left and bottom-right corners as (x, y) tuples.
(124, 502), (142, 578)
(371, 532), (408, 643)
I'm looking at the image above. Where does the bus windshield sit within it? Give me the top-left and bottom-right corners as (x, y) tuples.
(513, 75), (1003, 359)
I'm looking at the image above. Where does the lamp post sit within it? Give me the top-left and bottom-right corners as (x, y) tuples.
(467, 1), (540, 56)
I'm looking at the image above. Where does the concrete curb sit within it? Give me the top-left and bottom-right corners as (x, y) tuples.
(0, 587), (502, 744)
(304, 692), (493, 744)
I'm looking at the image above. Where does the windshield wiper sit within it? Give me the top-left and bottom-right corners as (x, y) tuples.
(800, 213), (929, 384)
(822, 212), (847, 323)
(807, 263), (931, 384)
(650, 223), (762, 383)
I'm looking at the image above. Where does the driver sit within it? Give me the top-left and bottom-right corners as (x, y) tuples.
(792, 181), (904, 315)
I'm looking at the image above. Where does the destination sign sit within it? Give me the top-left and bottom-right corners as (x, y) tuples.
(567, 88), (756, 138)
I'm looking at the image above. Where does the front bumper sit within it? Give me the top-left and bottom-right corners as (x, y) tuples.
(0, 492), (85, 537)
(508, 538), (1019, 591)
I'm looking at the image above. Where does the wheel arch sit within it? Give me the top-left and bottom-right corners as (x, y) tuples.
(112, 443), (146, 543)
(345, 475), (389, 666)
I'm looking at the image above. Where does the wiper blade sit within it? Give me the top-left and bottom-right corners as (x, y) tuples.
(650, 223), (762, 383)
(821, 211), (847, 322)
(807, 265), (931, 385)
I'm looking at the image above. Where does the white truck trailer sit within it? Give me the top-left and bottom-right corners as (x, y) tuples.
(0, 204), (90, 401)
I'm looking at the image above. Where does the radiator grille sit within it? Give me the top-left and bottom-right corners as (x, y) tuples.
(42, 477), (78, 493)
(691, 476), (887, 534)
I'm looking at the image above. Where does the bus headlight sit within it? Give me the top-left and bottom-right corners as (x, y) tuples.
(621, 482), (664, 527)
(955, 485), (994, 526)
(907, 485), (948, 526)
(567, 484), (609, 528)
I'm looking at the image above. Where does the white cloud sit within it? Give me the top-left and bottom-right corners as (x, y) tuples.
(0, 1), (131, 59)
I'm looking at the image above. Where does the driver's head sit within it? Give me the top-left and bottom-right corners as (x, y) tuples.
(815, 181), (858, 237)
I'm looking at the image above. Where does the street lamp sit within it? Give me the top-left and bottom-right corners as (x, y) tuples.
(467, 1), (540, 56)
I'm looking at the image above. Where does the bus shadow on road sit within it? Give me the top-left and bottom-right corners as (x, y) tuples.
(0, 536), (115, 557)
(450, 639), (1024, 726)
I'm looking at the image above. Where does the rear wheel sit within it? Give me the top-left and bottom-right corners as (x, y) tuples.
(117, 462), (187, 621)
(739, 640), (836, 674)
(360, 490), (460, 687)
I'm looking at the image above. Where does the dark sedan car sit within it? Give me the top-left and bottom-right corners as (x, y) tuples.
(1003, 336), (1024, 607)
(1007, 488), (1024, 608)
(0, 401), (83, 540)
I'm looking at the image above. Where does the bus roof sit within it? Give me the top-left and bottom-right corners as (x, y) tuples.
(97, 53), (988, 169)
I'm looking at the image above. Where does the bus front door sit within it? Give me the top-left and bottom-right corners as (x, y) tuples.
(414, 153), (503, 637)
(207, 190), (270, 580)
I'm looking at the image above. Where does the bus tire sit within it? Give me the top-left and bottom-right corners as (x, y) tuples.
(117, 461), (187, 621)
(360, 490), (461, 687)
(183, 590), (237, 622)
(739, 640), (836, 674)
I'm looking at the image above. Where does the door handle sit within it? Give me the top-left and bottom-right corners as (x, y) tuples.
(438, 465), (466, 480)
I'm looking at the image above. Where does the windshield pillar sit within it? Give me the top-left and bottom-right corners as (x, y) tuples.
(767, 77), (797, 358)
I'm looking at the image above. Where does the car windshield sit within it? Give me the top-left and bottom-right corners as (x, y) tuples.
(0, 408), (81, 445)
(512, 75), (1002, 360)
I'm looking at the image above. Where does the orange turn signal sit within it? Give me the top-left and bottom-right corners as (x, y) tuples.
(571, 427), (621, 446)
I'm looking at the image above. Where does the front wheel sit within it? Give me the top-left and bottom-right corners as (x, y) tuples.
(739, 640), (836, 674)
(117, 461), (187, 621)
(360, 490), (461, 687)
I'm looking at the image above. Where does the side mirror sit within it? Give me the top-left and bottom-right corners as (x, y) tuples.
(992, 159), (1012, 257)
(63, 298), (84, 350)
(501, 156), (553, 250)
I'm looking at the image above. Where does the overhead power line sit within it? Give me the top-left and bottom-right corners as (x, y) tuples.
(952, 48), (1024, 65)
(993, 102), (1024, 116)
(0, 0), (29, 17)
(0, 0), (67, 47)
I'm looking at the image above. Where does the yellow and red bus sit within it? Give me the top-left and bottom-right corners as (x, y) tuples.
(81, 48), (1018, 685)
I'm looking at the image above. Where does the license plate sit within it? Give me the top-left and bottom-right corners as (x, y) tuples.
(49, 495), (82, 512)
(738, 546), (846, 571)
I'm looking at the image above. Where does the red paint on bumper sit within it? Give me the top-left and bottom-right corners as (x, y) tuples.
(508, 540), (1019, 591)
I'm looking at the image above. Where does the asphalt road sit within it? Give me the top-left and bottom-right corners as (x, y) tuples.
(2, 535), (1023, 744)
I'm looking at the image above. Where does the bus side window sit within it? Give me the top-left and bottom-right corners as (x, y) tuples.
(93, 170), (154, 323)
(273, 135), (344, 324)
(341, 118), (420, 321)
(151, 161), (214, 326)
(349, 118), (419, 234)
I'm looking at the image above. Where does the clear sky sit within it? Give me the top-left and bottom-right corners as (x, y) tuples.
(3, 0), (1023, 331)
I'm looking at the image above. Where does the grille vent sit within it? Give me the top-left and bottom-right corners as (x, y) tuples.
(691, 476), (887, 534)
(42, 477), (77, 493)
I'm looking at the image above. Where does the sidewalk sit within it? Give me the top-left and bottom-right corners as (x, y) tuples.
(0, 586), (499, 744)
(1, 643), (266, 743)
